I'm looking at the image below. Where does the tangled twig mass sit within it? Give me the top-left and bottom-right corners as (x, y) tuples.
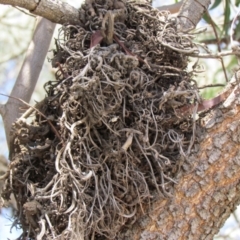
(2, 0), (201, 239)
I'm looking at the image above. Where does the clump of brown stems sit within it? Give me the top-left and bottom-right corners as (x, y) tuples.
(2, 0), (201, 239)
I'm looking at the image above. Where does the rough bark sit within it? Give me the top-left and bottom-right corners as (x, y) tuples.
(177, 0), (211, 31)
(118, 79), (240, 239)
(0, 0), (80, 25)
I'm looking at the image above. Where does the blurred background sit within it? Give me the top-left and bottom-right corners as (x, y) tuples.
(0, 0), (240, 239)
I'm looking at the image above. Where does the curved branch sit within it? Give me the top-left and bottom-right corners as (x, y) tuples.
(0, 0), (80, 25)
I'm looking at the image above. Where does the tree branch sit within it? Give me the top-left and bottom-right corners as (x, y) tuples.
(1, 0), (210, 31)
(2, 17), (55, 149)
(156, 1), (182, 14)
(0, 0), (80, 25)
(177, 0), (211, 31)
(119, 78), (240, 239)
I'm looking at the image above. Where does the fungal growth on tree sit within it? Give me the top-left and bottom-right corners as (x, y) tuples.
(2, 0), (201, 239)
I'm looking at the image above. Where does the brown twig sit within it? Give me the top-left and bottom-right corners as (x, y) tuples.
(198, 83), (225, 89)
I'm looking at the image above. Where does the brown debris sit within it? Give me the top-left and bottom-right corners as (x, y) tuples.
(1, 0), (201, 239)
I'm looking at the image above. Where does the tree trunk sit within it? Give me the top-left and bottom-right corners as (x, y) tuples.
(1, 18), (55, 149)
(117, 80), (240, 239)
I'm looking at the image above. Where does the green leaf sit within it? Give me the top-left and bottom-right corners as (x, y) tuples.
(236, 0), (240, 6)
(223, 0), (231, 37)
(210, 0), (222, 10)
(202, 13), (211, 24)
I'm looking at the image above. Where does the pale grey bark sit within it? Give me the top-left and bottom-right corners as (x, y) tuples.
(1, 0), (211, 30)
(177, 0), (211, 31)
(1, 18), (56, 148)
(157, 1), (182, 14)
(0, 0), (80, 25)
(156, 0), (210, 30)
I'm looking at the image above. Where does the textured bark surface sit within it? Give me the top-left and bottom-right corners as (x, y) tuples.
(31, 0), (80, 25)
(117, 81), (240, 239)
(177, 0), (211, 31)
(0, 0), (80, 25)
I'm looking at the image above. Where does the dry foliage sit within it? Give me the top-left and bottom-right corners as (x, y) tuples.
(2, 0), (201, 239)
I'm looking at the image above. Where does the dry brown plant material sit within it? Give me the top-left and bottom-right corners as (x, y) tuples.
(1, 0), (201, 239)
